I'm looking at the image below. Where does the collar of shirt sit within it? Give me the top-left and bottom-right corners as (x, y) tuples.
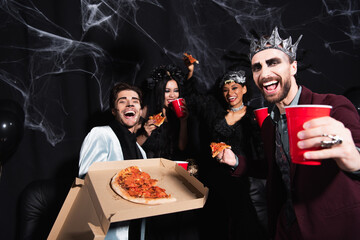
(270, 86), (302, 122)
(270, 86), (302, 156)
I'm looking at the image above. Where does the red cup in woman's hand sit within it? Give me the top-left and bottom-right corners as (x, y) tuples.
(170, 98), (185, 118)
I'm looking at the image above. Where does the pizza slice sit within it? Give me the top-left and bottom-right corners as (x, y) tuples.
(111, 166), (176, 205)
(210, 142), (231, 158)
(149, 112), (166, 127)
(183, 53), (199, 64)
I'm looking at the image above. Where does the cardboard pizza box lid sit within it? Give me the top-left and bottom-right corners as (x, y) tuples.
(48, 158), (208, 239)
(85, 158), (209, 234)
(48, 178), (106, 240)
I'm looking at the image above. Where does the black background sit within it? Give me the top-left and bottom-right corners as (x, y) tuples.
(0, 0), (359, 239)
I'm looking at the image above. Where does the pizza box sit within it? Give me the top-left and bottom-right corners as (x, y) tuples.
(48, 178), (106, 239)
(85, 158), (209, 235)
(48, 158), (208, 239)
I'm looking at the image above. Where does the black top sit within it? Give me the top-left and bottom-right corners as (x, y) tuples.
(140, 108), (186, 160)
(109, 120), (143, 160)
(183, 76), (268, 239)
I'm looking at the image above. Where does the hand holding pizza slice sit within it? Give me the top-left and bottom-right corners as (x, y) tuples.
(183, 53), (199, 64)
(210, 142), (231, 158)
(149, 112), (166, 127)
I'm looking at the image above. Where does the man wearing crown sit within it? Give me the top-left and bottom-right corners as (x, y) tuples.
(221, 27), (360, 239)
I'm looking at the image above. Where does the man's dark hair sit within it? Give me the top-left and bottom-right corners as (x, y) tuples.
(109, 82), (143, 109)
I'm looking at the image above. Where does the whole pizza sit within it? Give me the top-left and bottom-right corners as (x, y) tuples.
(111, 166), (176, 205)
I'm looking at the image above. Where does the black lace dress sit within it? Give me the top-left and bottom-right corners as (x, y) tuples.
(141, 109), (186, 161)
(183, 78), (268, 240)
(211, 109), (268, 240)
(139, 108), (200, 240)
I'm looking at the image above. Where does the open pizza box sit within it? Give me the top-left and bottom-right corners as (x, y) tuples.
(48, 158), (209, 239)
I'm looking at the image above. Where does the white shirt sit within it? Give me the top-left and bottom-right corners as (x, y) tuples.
(78, 125), (147, 240)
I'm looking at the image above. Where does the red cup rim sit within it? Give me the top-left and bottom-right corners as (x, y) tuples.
(285, 104), (332, 109)
(254, 107), (268, 111)
(169, 98), (184, 103)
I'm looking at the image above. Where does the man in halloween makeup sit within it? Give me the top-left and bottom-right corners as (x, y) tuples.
(218, 27), (360, 239)
(79, 82), (147, 240)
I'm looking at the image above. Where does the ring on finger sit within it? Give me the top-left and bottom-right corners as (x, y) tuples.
(321, 134), (343, 148)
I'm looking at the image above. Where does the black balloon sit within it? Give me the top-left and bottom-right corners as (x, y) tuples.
(0, 99), (24, 163)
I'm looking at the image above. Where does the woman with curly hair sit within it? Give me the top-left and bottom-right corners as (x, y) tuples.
(183, 67), (268, 240)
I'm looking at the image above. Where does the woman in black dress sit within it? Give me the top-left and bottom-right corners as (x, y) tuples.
(137, 64), (189, 161)
(184, 69), (268, 240)
(137, 64), (201, 240)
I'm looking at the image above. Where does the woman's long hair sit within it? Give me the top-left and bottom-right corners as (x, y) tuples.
(140, 64), (187, 159)
(144, 64), (185, 116)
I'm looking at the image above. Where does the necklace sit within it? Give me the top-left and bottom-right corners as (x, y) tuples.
(230, 103), (244, 112)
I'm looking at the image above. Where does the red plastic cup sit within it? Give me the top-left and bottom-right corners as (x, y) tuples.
(254, 107), (268, 127)
(171, 98), (185, 118)
(285, 105), (332, 165)
(176, 161), (188, 170)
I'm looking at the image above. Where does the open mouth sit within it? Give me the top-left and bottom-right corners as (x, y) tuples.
(227, 96), (237, 103)
(263, 80), (279, 94)
(124, 110), (136, 118)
